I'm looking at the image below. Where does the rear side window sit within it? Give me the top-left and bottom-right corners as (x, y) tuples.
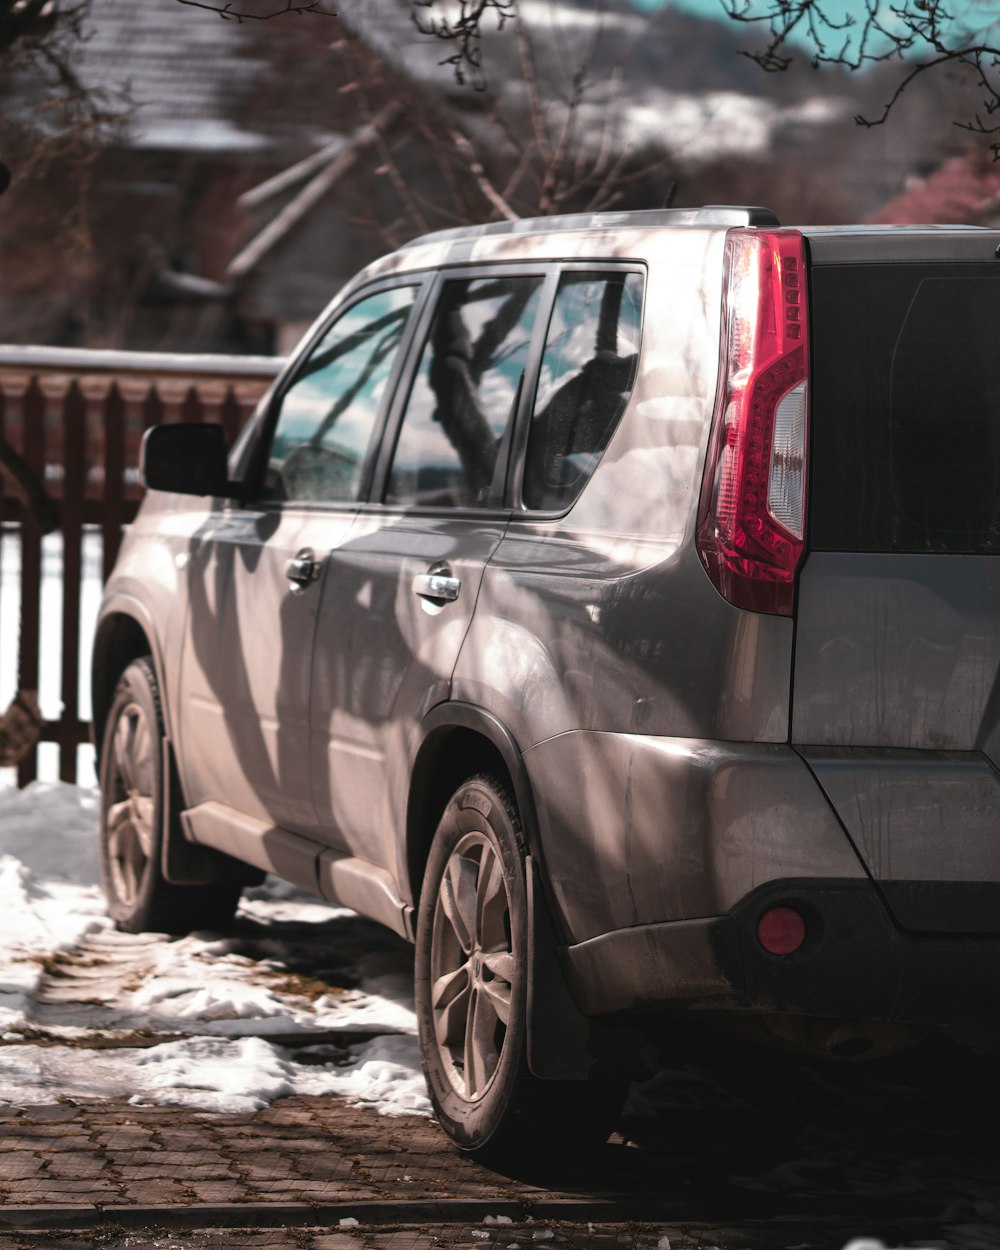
(386, 275), (543, 508)
(810, 263), (1000, 553)
(522, 271), (643, 512)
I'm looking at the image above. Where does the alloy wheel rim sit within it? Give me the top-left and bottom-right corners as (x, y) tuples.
(430, 830), (515, 1100)
(105, 700), (156, 908)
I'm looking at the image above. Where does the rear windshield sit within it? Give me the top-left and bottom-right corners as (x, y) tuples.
(810, 262), (1000, 553)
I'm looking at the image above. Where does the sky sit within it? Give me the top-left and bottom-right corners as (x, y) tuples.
(633, 0), (1000, 58)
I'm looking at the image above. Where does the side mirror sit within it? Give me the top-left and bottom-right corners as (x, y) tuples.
(140, 423), (236, 497)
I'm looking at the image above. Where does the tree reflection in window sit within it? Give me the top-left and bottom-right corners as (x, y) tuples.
(264, 286), (418, 503)
(523, 272), (643, 512)
(387, 276), (543, 508)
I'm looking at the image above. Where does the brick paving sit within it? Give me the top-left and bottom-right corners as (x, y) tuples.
(4, 1050), (1000, 1249)
(0, 1096), (769, 1250)
(0, 1098), (546, 1209)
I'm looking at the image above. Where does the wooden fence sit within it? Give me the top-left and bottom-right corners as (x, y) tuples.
(0, 346), (284, 787)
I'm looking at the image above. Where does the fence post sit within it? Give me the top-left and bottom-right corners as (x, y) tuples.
(16, 379), (45, 787)
(59, 381), (86, 784)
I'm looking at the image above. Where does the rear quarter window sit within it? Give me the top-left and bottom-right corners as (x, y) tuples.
(810, 262), (1000, 553)
(522, 270), (643, 512)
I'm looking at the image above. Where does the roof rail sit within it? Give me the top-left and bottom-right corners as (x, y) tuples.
(399, 205), (781, 250)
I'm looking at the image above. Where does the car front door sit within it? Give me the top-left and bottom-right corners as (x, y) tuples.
(176, 282), (423, 839)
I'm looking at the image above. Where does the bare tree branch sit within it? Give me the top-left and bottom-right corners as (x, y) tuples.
(516, 18), (554, 166)
(412, 0), (516, 85)
(723, 0), (1000, 149)
(449, 129), (520, 219)
(173, 0), (336, 19)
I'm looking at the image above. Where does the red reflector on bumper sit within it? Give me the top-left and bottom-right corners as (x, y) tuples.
(757, 906), (806, 955)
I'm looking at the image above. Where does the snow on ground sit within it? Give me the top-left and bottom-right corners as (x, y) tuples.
(0, 781), (430, 1116)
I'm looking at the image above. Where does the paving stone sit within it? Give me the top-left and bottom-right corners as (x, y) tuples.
(20, 1106), (80, 1123)
(240, 1153), (299, 1177)
(0, 1158), (43, 1181)
(276, 1180), (366, 1199)
(135, 1182), (198, 1202)
(91, 1125), (157, 1141)
(100, 1148), (172, 1168)
(42, 1157), (110, 1179)
(185, 1182), (252, 1202)
(152, 1130), (224, 1147)
(233, 1134), (332, 1153)
(6, 1126), (92, 1144)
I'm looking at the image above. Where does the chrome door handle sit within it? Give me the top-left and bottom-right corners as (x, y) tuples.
(286, 548), (322, 590)
(413, 572), (461, 602)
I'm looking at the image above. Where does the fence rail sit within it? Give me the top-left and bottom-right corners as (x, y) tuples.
(0, 346), (283, 787)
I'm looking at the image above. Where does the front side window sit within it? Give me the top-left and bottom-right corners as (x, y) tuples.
(263, 286), (418, 503)
(522, 271), (643, 511)
(386, 275), (544, 508)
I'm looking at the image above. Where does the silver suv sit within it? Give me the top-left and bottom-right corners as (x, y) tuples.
(92, 206), (1000, 1157)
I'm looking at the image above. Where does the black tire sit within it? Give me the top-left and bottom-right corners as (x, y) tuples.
(414, 772), (627, 1162)
(98, 657), (242, 935)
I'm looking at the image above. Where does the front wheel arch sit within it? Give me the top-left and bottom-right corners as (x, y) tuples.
(91, 609), (157, 766)
(98, 656), (242, 933)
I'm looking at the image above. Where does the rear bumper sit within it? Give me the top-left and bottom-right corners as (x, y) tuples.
(564, 877), (1000, 1033)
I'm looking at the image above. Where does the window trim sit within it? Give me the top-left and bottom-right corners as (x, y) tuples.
(364, 262), (560, 518)
(238, 274), (432, 510)
(508, 261), (647, 520)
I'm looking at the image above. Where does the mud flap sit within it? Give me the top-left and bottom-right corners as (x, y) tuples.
(161, 737), (219, 885)
(525, 854), (645, 1081)
(161, 739), (266, 887)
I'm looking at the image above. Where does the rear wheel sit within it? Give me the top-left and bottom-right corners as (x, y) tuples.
(98, 658), (241, 935)
(414, 773), (627, 1161)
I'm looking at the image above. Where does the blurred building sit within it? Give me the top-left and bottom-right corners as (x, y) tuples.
(0, 0), (936, 354)
(0, 0), (429, 353)
(867, 149), (1000, 227)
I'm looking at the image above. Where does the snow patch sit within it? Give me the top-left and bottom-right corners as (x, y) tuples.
(0, 782), (430, 1117)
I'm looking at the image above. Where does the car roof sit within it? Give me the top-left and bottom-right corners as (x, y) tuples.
(397, 205), (782, 250)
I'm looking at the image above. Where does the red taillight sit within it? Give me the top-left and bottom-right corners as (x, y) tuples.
(696, 229), (809, 616)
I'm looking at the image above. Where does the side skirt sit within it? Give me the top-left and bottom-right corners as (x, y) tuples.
(181, 800), (411, 940)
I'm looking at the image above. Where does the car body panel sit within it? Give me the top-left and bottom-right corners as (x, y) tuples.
(96, 491), (206, 748)
(521, 730), (864, 944)
(799, 748), (1000, 933)
(308, 508), (508, 876)
(793, 554), (1000, 753)
(176, 502), (359, 835)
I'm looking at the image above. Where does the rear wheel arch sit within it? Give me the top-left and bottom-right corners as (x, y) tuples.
(407, 706), (632, 1088)
(413, 768), (629, 1158)
(404, 705), (541, 910)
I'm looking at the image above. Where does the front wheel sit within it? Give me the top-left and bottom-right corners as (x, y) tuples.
(414, 773), (627, 1161)
(98, 657), (241, 935)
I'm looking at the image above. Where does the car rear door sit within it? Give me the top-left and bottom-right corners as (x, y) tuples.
(308, 267), (553, 890)
(792, 232), (1000, 933)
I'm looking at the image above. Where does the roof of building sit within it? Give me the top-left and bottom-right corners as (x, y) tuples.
(866, 150), (1000, 226)
(15, 0), (351, 155)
